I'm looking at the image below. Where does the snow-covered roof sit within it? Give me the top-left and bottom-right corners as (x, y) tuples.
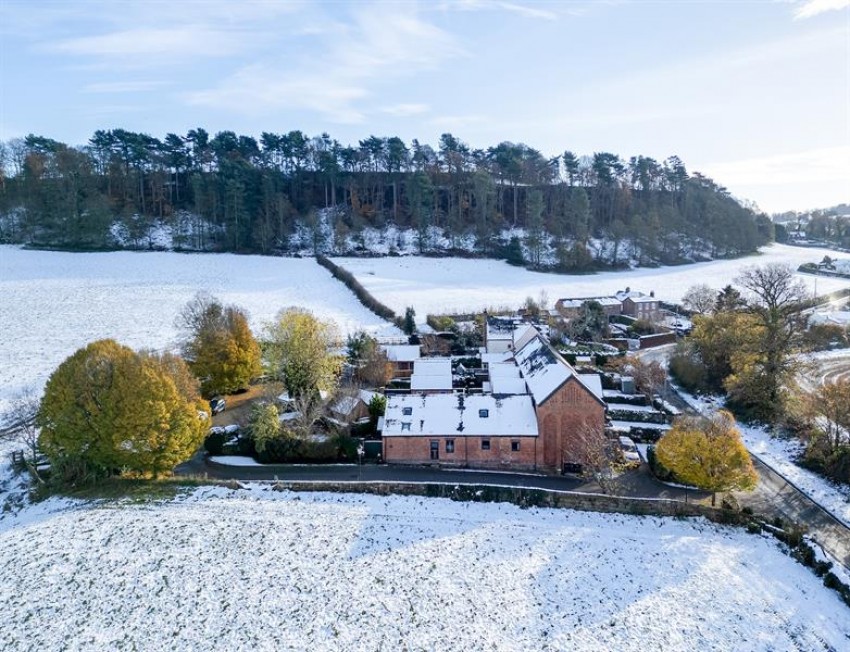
(331, 395), (360, 416)
(488, 362), (521, 378)
(279, 390), (328, 403)
(577, 374), (604, 402)
(413, 359), (452, 375)
(615, 290), (646, 300)
(624, 295), (659, 304)
(513, 323), (539, 352)
(359, 389), (379, 404)
(481, 351), (513, 365)
(411, 358), (453, 391)
(411, 375), (453, 391)
(558, 296), (622, 309)
(330, 389), (378, 416)
(513, 335), (573, 404)
(810, 311), (850, 326)
(382, 345), (421, 362)
(490, 377), (528, 395)
(383, 393), (538, 437)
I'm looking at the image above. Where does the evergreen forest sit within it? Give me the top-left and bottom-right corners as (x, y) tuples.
(0, 129), (774, 271)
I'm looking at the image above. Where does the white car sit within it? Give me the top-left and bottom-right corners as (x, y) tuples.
(618, 436), (640, 464)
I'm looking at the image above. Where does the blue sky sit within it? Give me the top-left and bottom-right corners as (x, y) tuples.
(0, 0), (847, 213)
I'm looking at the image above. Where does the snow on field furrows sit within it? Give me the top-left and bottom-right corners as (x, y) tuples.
(0, 246), (401, 414)
(0, 487), (847, 652)
(332, 243), (850, 315)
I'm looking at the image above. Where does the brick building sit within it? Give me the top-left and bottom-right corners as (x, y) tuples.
(382, 328), (606, 473)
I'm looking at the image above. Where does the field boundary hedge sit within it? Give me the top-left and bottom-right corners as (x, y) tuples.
(316, 255), (397, 322)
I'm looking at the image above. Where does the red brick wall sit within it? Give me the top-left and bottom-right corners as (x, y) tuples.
(384, 435), (540, 470)
(535, 377), (606, 472)
(382, 377), (605, 474)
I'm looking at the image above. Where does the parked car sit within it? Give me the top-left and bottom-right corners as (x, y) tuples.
(209, 397), (226, 415)
(618, 436), (640, 464)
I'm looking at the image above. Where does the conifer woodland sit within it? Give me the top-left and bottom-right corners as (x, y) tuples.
(0, 130), (773, 270)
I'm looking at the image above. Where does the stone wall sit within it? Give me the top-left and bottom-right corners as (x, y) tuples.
(269, 480), (742, 524)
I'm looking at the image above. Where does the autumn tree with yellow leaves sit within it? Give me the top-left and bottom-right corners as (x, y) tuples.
(179, 293), (261, 397)
(263, 308), (342, 399)
(38, 340), (208, 482)
(655, 410), (758, 506)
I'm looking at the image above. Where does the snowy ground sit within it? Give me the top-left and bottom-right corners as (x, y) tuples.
(0, 246), (400, 414)
(741, 425), (850, 529)
(0, 485), (847, 652)
(332, 243), (850, 315)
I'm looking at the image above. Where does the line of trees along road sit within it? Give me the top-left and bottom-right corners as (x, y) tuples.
(0, 129), (773, 270)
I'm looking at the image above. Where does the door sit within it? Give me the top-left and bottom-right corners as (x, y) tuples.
(430, 440), (439, 460)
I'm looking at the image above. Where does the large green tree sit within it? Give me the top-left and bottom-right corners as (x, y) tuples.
(730, 264), (807, 422)
(179, 293), (261, 397)
(263, 308), (342, 398)
(38, 339), (207, 480)
(655, 410), (758, 506)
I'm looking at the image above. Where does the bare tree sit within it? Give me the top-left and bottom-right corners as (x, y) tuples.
(735, 263), (807, 421)
(284, 393), (327, 440)
(681, 284), (716, 315)
(570, 421), (624, 495)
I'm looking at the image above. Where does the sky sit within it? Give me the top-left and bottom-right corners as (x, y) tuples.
(0, 0), (847, 214)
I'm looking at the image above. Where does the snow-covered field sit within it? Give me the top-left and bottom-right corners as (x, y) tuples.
(0, 246), (400, 414)
(0, 486), (847, 652)
(332, 243), (850, 315)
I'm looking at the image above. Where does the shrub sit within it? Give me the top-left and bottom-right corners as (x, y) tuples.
(669, 349), (708, 394)
(204, 430), (226, 455)
(646, 445), (676, 482)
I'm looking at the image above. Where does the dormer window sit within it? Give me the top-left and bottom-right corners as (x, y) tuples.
(402, 407), (413, 416)
(401, 422), (411, 432)
(479, 409), (489, 418)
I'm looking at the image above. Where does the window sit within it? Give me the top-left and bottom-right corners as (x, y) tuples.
(481, 439), (491, 451)
(430, 440), (439, 460)
(479, 409), (489, 418)
(402, 407), (413, 416)
(401, 422), (411, 432)
(446, 439), (455, 454)
(511, 440), (520, 452)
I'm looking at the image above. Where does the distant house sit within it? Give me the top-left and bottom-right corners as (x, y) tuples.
(329, 389), (379, 425)
(382, 344), (421, 378)
(555, 296), (622, 320)
(613, 288), (661, 321)
(383, 325), (606, 473)
(621, 295), (661, 321)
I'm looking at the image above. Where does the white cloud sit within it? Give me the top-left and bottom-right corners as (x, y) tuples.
(382, 103), (430, 117)
(700, 146), (850, 186)
(794, 0), (850, 19)
(185, 4), (462, 123)
(187, 65), (369, 123)
(429, 114), (489, 129)
(49, 27), (244, 59)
